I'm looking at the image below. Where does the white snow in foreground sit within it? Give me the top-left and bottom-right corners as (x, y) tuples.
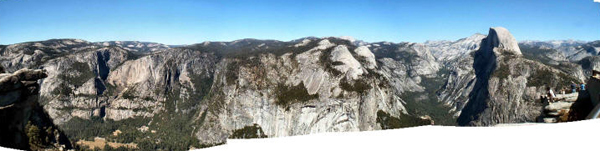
(203, 119), (600, 151)
(1, 120), (598, 151)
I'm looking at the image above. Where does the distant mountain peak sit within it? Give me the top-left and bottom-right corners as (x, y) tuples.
(338, 36), (356, 42)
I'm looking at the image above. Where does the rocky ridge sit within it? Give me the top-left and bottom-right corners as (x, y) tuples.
(1, 37), (439, 149)
(0, 27), (598, 149)
(453, 27), (581, 126)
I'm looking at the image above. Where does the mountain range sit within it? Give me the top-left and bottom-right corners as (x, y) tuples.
(1, 27), (599, 150)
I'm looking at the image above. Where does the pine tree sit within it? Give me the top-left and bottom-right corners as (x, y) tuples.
(25, 121), (42, 150)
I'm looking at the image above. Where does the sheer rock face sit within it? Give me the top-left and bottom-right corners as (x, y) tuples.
(452, 27), (576, 126)
(486, 27), (522, 56)
(39, 47), (132, 124)
(195, 39), (442, 145)
(195, 39), (411, 144)
(370, 42), (441, 94)
(430, 28), (595, 125)
(1, 38), (439, 146)
(436, 55), (477, 117)
(427, 35), (485, 116)
(0, 26), (592, 148)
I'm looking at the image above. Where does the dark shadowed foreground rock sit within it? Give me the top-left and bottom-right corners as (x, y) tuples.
(0, 67), (71, 150)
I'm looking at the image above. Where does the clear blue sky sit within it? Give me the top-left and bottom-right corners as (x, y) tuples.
(1, 0), (599, 45)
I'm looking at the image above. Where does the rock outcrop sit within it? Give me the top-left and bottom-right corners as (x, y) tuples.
(0, 67), (71, 150)
(455, 27), (580, 126)
(330, 45), (365, 80)
(353, 46), (377, 69)
(1, 38), (440, 149)
(486, 27), (522, 56)
(194, 38), (412, 144)
(0, 27), (594, 149)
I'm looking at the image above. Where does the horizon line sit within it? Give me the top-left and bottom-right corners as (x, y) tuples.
(1, 35), (597, 46)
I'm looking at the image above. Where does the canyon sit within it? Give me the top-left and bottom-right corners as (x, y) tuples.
(1, 27), (599, 150)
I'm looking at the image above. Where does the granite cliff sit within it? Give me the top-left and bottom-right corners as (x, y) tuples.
(0, 27), (597, 150)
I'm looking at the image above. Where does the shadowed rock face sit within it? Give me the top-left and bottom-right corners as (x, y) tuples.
(1, 37), (441, 148)
(457, 31), (499, 126)
(0, 68), (71, 150)
(486, 27), (522, 56)
(0, 27), (595, 149)
(0, 69), (47, 106)
(455, 27), (580, 126)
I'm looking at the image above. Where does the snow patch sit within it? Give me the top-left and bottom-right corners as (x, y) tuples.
(204, 120), (600, 151)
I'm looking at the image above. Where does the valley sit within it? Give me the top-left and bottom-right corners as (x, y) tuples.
(1, 27), (599, 150)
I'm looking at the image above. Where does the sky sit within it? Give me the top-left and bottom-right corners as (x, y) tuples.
(0, 0), (599, 45)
